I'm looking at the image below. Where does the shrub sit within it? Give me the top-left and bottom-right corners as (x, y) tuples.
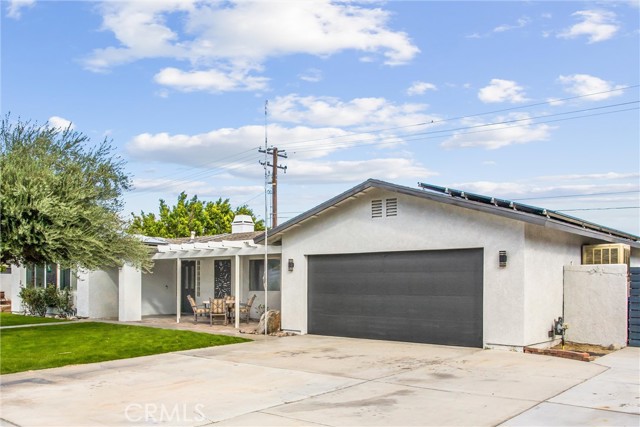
(18, 285), (74, 318)
(19, 286), (47, 317)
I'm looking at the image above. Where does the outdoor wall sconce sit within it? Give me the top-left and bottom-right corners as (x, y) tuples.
(288, 259), (294, 272)
(499, 250), (507, 268)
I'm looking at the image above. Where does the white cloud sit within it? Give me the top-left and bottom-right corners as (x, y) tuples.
(406, 81), (437, 96)
(269, 94), (438, 130)
(84, 1), (419, 92)
(299, 68), (323, 83)
(558, 10), (619, 43)
(6, 0), (35, 19)
(466, 16), (530, 39)
(478, 79), (529, 103)
(127, 124), (351, 166)
(557, 74), (625, 100)
(287, 157), (436, 184)
(440, 113), (552, 150)
(133, 178), (262, 199)
(48, 116), (74, 131)
(451, 178), (638, 199)
(493, 16), (531, 33)
(154, 67), (269, 93)
(536, 172), (640, 181)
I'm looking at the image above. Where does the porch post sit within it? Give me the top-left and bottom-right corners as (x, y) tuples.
(176, 258), (181, 323)
(234, 255), (240, 328)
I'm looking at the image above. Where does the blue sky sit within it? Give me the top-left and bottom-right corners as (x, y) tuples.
(2, 0), (639, 235)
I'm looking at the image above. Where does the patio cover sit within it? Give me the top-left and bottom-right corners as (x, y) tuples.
(152, 240), (282, 327)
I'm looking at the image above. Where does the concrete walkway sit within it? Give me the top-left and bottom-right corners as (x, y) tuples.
(0, 335), (638, 426)
(502, 346), (639, 426)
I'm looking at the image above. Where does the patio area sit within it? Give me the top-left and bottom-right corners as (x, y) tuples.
(111, 315), (275, 340)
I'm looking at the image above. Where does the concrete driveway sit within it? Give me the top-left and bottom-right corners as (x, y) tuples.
(0, 335), (637, 426)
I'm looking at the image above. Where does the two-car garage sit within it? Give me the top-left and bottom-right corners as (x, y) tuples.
(307, 248), (484, 348)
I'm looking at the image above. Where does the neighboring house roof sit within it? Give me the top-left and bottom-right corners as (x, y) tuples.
(166, 231), (265, 245)
(257, 179), (640, 248)
(133, 235), (170, 246)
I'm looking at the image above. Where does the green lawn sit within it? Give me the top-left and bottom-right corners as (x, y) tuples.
(0, 312), (69, 327)
(0, 322), (251, 374)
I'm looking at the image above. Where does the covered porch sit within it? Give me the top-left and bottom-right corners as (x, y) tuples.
(141, 239), (282, 329)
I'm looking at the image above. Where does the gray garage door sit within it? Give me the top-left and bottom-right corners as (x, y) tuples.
(308, 249), (483, 347)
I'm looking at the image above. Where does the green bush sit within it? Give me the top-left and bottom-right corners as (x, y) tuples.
(19, 286), (47, 317)
(18, 285), (74, 318)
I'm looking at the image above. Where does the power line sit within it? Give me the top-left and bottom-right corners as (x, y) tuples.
(513, 190), (640, 201)
(269, 84), (640, 148)
(557, 207), (639, 212)
(288, 104), (639, 154)
(124, 86), (639, 200)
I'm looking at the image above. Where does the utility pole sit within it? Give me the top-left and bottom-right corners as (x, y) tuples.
(259, 146), (287, 228)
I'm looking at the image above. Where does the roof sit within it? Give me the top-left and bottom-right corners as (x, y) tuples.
(256, 179), (640, 248)
(167, 231), (264, 244)
(151, 231), (275, 260)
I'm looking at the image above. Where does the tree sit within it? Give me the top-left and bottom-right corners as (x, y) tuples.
(128, 192), (265, 238)
(0, 115), (152, 271)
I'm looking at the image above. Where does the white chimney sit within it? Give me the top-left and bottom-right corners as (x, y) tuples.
(231, 215), (255, 233)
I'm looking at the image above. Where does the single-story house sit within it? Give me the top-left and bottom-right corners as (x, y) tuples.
(5, 179), (639, 350)
(5, 216), (282, 328)
(256, 179), (639, 350)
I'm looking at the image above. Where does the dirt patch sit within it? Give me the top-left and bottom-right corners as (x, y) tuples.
(552, 342), (617, 358)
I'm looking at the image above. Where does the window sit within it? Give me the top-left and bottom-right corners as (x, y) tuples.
(25, 263), (75, 289)
(27, 264), (48, 288)
(249, 259), (281, 291)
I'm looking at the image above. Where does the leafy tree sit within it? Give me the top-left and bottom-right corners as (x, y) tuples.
(0, 115), (152, 271)
(129, 192), (265, 238)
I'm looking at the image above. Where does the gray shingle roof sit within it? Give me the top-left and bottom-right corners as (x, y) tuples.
(256, 179), (639, 248)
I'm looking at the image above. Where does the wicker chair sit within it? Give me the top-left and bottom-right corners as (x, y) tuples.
(186, 295), (207, 323)
(209, 298), (227, 325)
(239, 294), (257, 323)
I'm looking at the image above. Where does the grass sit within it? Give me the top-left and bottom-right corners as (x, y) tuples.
(0, 322), (251, 374)
(0, 312), (69, 327)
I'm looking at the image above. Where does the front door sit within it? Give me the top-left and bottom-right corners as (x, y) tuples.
(181, 260), (197, 313)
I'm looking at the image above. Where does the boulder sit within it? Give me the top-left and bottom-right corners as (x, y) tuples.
(256, 310), (281, 334)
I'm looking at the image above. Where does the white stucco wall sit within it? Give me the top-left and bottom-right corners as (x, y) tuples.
(0, 270), (15, 294)
(8, 267), (26, 312)
(119, 264), (141, 321)
(142, 260), (176, 315)
(522, 224), (598, 347)
(86, 268), (119, 319)
(279, 188), (528, 347)
(564, 264), (629, 347)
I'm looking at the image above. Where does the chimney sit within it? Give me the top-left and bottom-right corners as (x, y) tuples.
(231, 215), (255, 233)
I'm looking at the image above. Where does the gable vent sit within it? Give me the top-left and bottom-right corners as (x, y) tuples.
(386, 198), (398, 217)
(371, 199), (383, 218)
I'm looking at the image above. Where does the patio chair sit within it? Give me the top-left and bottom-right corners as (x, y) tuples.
(187, 294), (207, 323)
(209, 298), (227, 326)
(239, 294), (257, 323)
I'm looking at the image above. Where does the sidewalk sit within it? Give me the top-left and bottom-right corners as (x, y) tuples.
(502, 346), (640, 426)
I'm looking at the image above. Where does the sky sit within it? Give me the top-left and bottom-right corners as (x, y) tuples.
(2, 0), (639, 235)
